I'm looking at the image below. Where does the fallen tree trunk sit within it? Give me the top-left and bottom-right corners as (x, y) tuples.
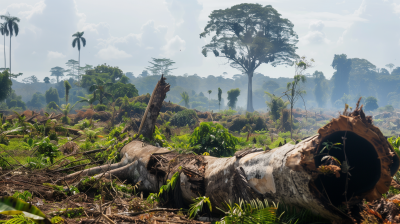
(64, 96), (399, 221)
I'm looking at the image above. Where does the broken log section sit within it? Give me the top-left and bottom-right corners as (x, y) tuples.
(64, 88), (399, 222)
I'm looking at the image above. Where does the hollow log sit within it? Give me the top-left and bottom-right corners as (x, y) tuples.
(64, 98), (399, 221)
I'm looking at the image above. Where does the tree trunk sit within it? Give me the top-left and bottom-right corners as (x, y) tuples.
(64, 97), (399, 222)
(138, 74), (170, 139)
(3, 34), (6, 70)
(290, 105), (293, 139)
(247, 72), (254, 112)
(9, 35), (11, 94)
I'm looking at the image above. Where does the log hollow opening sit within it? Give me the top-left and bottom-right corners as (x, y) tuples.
(314, 131), (381, 207)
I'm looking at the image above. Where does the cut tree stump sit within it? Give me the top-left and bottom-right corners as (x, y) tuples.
(63, 93), (399, 222)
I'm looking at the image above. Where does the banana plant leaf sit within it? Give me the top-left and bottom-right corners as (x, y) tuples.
(0, 197), (51, 224)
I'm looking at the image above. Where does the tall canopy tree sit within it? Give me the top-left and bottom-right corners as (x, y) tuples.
(50, 66), (65, 83)
(386, 63), (395, 73)
(43, 77), (50, 84)
(145, 58), (176, 76)
(65, 59), (79, 78)
(331, 54), (352, 105)
(313, 71), (327, 108)
(0, 13), (19, 77)
(0, 70), (12, 102)
(218, 87), (222, 111)
(200, 3), (299, 112)
(0, 22), (8, 70)
(72, 31), (86, 77)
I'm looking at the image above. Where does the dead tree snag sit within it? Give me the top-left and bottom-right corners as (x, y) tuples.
(138, 74), (170, 139)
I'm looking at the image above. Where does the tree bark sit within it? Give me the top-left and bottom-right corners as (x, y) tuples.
(64, 96), (399, 222)
(138, 75), (170, 139)
(247, 72), (254, 112)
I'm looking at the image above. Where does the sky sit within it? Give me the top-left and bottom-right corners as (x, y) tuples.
(0, 0), (399, 82)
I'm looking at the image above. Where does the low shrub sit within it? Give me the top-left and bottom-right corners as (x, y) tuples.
(190, 122), (238, 157)
(94, 104), (107, 111)
(170, 109), (198, 127)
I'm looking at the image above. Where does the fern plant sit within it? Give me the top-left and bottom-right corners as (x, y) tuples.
(0, 214), (35, 224)
(216, 199), (280, 224)
(12, 191), (32, 202)
(188, 196), (212, 219)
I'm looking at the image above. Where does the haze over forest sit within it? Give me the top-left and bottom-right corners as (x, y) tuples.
(1, 0), (400, 111)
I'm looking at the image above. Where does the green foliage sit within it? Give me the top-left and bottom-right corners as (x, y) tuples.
(190, 122), (238, 157)
(74, 118), (92, 130)
(152, 126), (170, 147)
(26, 155), (50, 170)
(36, 137), (59, 164)
(313, 71), (328, 108)
(0, 214), (35, 224)
(81, 64), (123, 88)
(216, 199), (279, 224)
(48, 131), (58, 141)
(265, 92), (288, 121)
(179, 92), (190, 108)
(277, 203), (330, 224)
(46, 102), (58, 110)
(50, 216), (64, 224)
(45, 87), (59, 106)
(170, 110), (198, 127)
(188, 196), (212, 219)
(108, 82), (139, 99)
(364, 96), (379, 111)
(78, 128), (102, 143)
(64, 81), (71, 103)
(378, 105), (394, 113)
(6, 91), (26, 111)
(0, 70), (12, 102)
(147, 171), (180, 203)
(220, 109), (237, 116)
(26, 92), (45, 109)
(158, 171), (179, 197)
(227, 88), (240, 109)
(146, 58), (176, 76)
(94, 104), (107, 111)
(12, 191), (32, 202)
(331, 54), (352, 104)
(0, 196), (50, 223)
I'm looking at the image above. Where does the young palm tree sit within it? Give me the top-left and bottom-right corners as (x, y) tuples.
(179, 92), (190, 108)
(56, 102), (78, 124)
(0, 22), (8, 70)
(89, 79), (113, 105)
(72, 31), (86, 78)
(77, 96), (96, 109)
(0, 13), (20, 76)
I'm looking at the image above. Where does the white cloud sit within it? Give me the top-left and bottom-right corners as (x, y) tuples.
(96, 45), (132, 60)
(301, 21), (330, 45)
(47, 51), (65, 59)
(162, 35), (186, 56)
(309, 20), (325, 31)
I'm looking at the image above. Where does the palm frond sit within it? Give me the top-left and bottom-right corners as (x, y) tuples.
(81, 37), (86, 46)
(72, 38), (77, 48)
(188, 196), (212, 219)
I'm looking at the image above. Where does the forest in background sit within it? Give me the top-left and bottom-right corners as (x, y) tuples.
(2, 54), (400, 114)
